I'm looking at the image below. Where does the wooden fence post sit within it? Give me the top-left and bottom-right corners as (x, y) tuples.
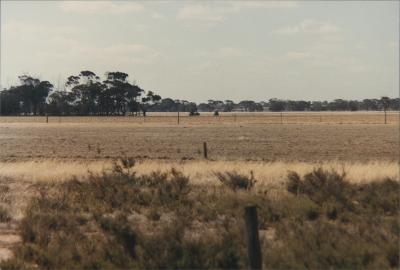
(46, 114), (48, 123)
(203, 142), (208, 159)
(244, 205), (262, 269)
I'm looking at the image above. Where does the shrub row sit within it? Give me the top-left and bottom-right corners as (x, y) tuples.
(2, 161), (399, 269)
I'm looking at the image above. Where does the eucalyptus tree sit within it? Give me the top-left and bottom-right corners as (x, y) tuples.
(104, 71), (143, 115)
(238, 100), (263, 112)
(64, 71), (104, 115)
(268, 98), (286, 112)
(140, 90), (161, 116)
(15, 75), (53, 115)
(224, 100), (235, 112)
(0, 87), (21, 115)
(47, 90), (76, 115)
(381, 96), (390, 124)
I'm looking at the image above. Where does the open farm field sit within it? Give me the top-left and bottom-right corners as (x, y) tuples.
(1, 1), (399, 268)
(0, 112), (398, 162)
(0, 112), (398, 268)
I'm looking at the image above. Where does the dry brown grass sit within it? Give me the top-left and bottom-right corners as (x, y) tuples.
(0, 112), (396, 219)
(0, 160), (397, 186)
(0, 120), (397, 162)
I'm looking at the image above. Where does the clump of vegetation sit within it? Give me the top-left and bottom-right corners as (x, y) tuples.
(189, 109), (200, 116)
(287, 168), (400, 219)
(214, 171), (256, 191)
(0, 206), (11, 222)
(3, 159), (246, 269)
(287, 168), (354, 219)
(2, 165), (399, 269)
(273, 168), (400, 269)
(264, 219), (399, 269)
(135, 221), (245, 269)
(112, 157), (136, 175)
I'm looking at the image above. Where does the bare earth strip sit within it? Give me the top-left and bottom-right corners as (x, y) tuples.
(0, 122), (397, 162)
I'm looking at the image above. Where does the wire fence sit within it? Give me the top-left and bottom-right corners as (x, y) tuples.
(0, 111), (398, 125)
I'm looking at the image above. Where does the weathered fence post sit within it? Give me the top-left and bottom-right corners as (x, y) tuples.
(203, 142), (208, 159)
(46, 114), (48, 123)
(244, 205), (262, 269)
(177, 111), (180, 125)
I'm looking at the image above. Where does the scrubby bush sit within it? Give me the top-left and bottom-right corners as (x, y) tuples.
(287, 168), (353, 207)
(278, 169), (400, 269)
(355, 178), (400, 214)
(287, 169), (400, 217)
(3, 160), (246, 269)
(215, 171), (256, 191)
(264, 219), (398, 269)
(0, 206), (11, 222)
(2, 165), (399, 269)
(135, 221), (245, 269)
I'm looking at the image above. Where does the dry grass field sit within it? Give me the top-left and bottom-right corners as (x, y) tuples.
(0, 111), (397, 207)
(0, 112), (398, 197)
(0, 159), (397, 185)
(0, 112), (398, 267)
(0, 112), (398, 163)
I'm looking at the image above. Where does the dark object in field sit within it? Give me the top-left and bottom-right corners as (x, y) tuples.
(203, 142), (208, 159)
(189, 110), (200, 116)
(244, 206), (262, 269)
(214, 110), (219, 116)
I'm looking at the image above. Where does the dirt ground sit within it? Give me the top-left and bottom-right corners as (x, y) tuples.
(0, 121), (397, 162)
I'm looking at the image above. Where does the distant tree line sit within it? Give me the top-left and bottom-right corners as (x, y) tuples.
(0, 71), (398, 115)
(153, 98), (398, 113)
(0, 71), (161, 116)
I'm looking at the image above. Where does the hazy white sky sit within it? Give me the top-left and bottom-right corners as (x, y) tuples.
(1, 1), (398, 102)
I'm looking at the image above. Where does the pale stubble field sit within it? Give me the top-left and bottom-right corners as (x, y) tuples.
(0, 112), (398, 183)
